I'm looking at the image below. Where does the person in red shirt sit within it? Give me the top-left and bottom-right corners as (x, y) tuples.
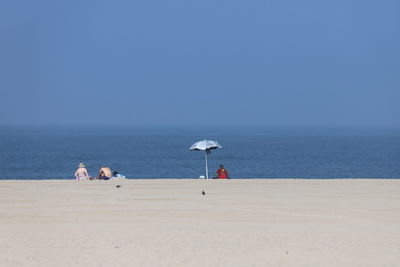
(216, 165), (229, 179)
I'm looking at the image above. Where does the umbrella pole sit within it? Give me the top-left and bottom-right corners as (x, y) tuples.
(205, 150), (209, 179)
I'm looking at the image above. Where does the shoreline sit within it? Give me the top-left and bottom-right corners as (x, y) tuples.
(0, 177), (399, 181)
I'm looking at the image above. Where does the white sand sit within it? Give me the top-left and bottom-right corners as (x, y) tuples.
(0, 179), (399, 267)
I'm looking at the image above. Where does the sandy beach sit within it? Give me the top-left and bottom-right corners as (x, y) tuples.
(0, 179), (399, 267)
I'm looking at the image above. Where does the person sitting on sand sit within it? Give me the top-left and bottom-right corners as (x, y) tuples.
(216, 164), (229, 179)
(75, 163), (90, 180)
(97, 166), (112, 180)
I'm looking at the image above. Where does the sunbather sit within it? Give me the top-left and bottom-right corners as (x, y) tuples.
(75, 163), (90, 180)
(97, 166), (112, 180)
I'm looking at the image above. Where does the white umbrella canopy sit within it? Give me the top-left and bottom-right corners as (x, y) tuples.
(189, 140), (222, 151)
(189, 140), (222, 179)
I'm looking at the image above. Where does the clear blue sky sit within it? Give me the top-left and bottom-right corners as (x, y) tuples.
(1, 0), (399, 126)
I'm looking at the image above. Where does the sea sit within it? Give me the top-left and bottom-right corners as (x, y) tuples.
(0, 126), (399, 180)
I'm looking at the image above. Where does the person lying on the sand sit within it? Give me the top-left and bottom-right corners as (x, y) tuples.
(112, 171), (126, 178)
(75, 163), (90, 180)
(97, 166), (112, 180)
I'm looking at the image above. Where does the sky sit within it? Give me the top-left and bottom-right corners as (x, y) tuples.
(0, 0), (399, 127)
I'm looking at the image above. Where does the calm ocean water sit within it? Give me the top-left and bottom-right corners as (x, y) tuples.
(0, 126), (399, 180)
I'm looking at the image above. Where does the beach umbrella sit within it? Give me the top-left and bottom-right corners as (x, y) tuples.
(189, 140), (222, 179)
